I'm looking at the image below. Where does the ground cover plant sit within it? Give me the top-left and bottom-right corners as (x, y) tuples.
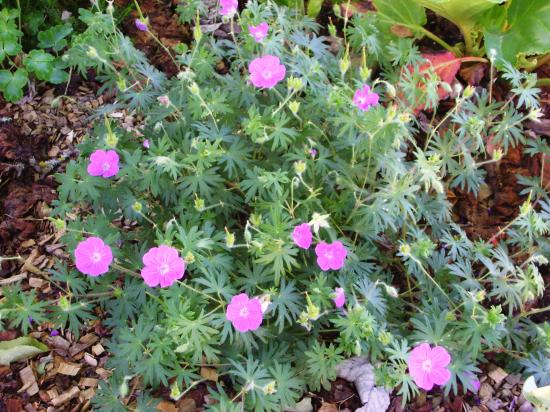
(1, 0), (550, 410)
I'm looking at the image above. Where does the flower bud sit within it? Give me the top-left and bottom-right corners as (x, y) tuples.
(104, 131), (118, 148)
(359, 66), (371, 82)
(193, 23), (202, 42)
(188, 82), (200, 95)
(491, 148), (503, 161)
(157, 95), (170, 107)
(384, 284), (399, 298)
(463, 85), (475, 98)
(59, 295), (70, 311)
(399, 243), (411, 257)
(194, 196), (205, 211)
(339, 56), (350, 76)
(170, 382), (182, 401)
(132, 201), (143, 213)
(294, 160), (306, 175)
(86, 46), (98, 59)
(287, 76), (303, 92)
(263, 381), (277, 395)
(225, 228), (235, 248)
(184, 251), (195, 264)
(289, 100), (300, 115)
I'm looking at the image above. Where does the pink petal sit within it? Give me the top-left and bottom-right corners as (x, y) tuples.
(141, 266), (161, 287)
(429, 367), (451, 386)
(431, 346), (451, 368)
(413, 370), (435, 391)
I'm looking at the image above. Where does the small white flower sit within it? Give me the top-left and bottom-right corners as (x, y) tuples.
(309, 212), (330, 233)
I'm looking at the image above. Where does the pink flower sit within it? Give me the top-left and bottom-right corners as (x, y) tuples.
(219, 0), (238, 16)
(292, 223), (312, 249)
(249, 55), (286, 89)
(87, 149), (120, 178)
(157, 95), (170, 107)
(74, 237), (113, 277)
(353, 84), (379, 112)
(309, 148), (318, 157)
(315, 241), (347, 271)
(226, 293), (263, 332)
(249, 22), (269, 42)
(407, 343), (452, 391)
(135, 19), (148, 32)
(465, 372), (480, 393)
(333, 287), (346, 308)
(143, 139), (150, 148)
(140, 245), (186, 288)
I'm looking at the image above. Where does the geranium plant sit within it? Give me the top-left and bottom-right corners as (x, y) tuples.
(1, 1), (549, 410)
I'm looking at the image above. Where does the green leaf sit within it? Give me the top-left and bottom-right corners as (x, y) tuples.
(48, 59), (70, 84)
(415, 0), (503, 33)
(0, 68), (27, 102)
(0, 34), (22, 62)
(307, 0), (324, 18)
(483, 0), (550, 68)
(372, 0), (427, 36)
(23, 49), (55, 81)
(37, 24), (73, 52)
(0, 337), (48, 365)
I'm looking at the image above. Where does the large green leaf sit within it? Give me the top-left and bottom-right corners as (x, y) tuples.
(415, 0), (503, 30)
(0, 68), (28, 102)
(37, 24), (73, 52)
(483, 0), (550, 68)
(23, 49), (55, 81)
(0, 337), (48, 365)
(372, 0), (427, 36)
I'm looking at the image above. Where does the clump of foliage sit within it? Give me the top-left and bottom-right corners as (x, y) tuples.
(355, 0), (550, 67)
(1, 1), (550, 410)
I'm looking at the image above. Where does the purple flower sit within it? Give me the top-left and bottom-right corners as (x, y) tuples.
(292, 223), (312, 249)
(226, 293), (263, 332)
(74, 237), (113, 277)
(333, 287), (345, 308)
(219, 0), (238, 16)
(143, 139), (150, 148)
(465, 372), (480, 393)
(140, 245), (186, 288)
(315, 241), (347, 271)
(353, 84), (379, 112)
(87, 149), (120, 178)
(249, 55), (286, 89)
(135, 19), (148, 32)
(248, 22), (269, 42)
(50, 330), (59, 337)
(407, 343), (452, 391)
(309, 148), (318, 157)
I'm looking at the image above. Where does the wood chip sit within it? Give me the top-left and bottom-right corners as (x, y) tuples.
(177, 398), (196, 412)
(80, 388), (95, 401)
(79, 377), (99, 388)
(156, 401), (178, 412)
(95, 367), (112, 380)
(51, 386), (80, 407)
(28, 277), (44, 288)
(0, 273), (27, 285)
(489, 366), (508, 387)
(57, 361), (81, 376)
(20, 239), (36, 248)
(69, 333), (98, 357)
(18, 366), (39, 396)
(91, 343), (105, 356)
(47, 335), (70, 351)
(84, 352), (97, 367)
(200, 366), (218, 382)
